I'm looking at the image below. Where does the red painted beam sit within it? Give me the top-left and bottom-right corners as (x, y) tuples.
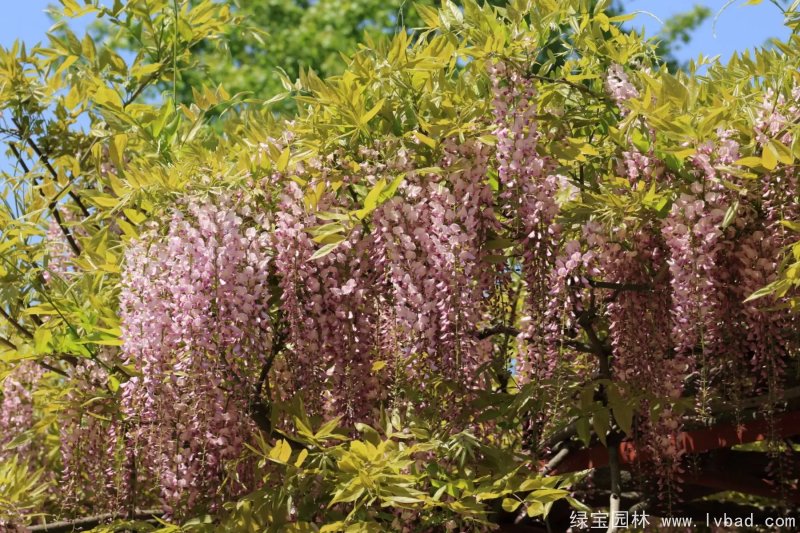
(681, 471), (800, 504)
(551, 409), (800, 474)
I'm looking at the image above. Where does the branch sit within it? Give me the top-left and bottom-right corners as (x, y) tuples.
(588, 279), (654, 292)
(475, 324), (520, 340)
(541, 446), (571, 475)
(247, 324), (307, 451)
(255, 327), (286, 403)
(607, 438), (622, 533)
(564, 340), (594, 353)
(577, 310), (621, 531)
(0, 305), (34, 340)
(0, 336), (69, 377)
(22, 137), (91, 219)
(9, 143), (81, 256)
(543, 418), (580, 450)
(577, 312), (612, 360)
(38, 360), (70, 378)
(0, 334), (15, 349)
(11, 119), (90, 219)
(124, 61), (170, 107)
(26, 509), (163, 532)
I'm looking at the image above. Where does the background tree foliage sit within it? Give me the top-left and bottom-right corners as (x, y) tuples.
(87, 0), (711, 110)
(89, 0), (437, 110)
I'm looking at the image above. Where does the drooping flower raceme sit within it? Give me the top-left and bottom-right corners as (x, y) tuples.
(119, 193), (272, 512)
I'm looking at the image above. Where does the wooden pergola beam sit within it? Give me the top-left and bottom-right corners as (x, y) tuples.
(551, 409), (800, 474)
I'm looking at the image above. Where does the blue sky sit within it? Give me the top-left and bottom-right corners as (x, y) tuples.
(1, 1), (791, 181)
(0, 2), (89, 48)
(0, 1), (792, 61)
(624, 0), (790, 64)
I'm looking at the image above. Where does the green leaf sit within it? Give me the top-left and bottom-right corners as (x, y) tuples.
(413, 131), (437, 149)
(315, 416), (343, 440)
(735, 156), (763, 168)
(308, 239), (344, 261)
(762, 143), (778, 170)
(33, 328), (53, 354)
(592, 407), (610, 445)
(768, 140), (794, 165)
(94, 85), (123, 109)
(525, 501), (545, 517)
(415, 3), (442, 28)
(91, 195), (120, 208)
(294, 448), (308, 467)
(721, 200), (739, 230)
(330, 483), (365, 505)
(109, 133), (128, 170)
(485, 238), (516, 250)
(576, 417), (591, 446)
(631, 130), (650, 153)
(566, 496), (592, 513)
(357, 178), (387, 219)
(527, 488), (568, 504)
(519, 478), (545, 492)
(608, 391), (634, 435)
(269, 439), (293, 464)
(277, 148), (291, 172)
(382, 495), (424, 505)
(502, 498), (521, 512)
(780, 220), (800, 232)
(361, 98), (385, 125)
(744, 282), (778, 302)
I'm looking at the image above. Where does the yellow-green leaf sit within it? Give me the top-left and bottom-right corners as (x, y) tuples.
(361, 98), (385, 125)
(308, 239), (344, 261)
(294, 448), (308, 467)
(277, 148), (290, 172)
(762, 143), (778, 170)
(269, 439), (292, 464)
(94, 85), (123, 109)
(502, 498), (522, 512)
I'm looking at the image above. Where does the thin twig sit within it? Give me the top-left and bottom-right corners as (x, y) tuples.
(528, 73), (610, 103)
(26, 509), (163, 532)
(564, 340), (594, 353)
(588, 279), (654, 292)
(0, 305), (34, 339)
(22, 138), (91, 218)
(0, 335), (70, 377)
(0, 334), (15, 349)
(8, 143), (81, 256)
(475, 324), (520, 340)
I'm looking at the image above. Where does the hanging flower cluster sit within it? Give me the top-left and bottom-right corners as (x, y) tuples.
(119, 193), (273, 512)
(273, 181), (383, 423)
(57, 357), (124, 512)
(605, 64), (639, 106)
(0, 361), (42, 463)
(372, 138), (498, 389)
(42, 218), (73, 283)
